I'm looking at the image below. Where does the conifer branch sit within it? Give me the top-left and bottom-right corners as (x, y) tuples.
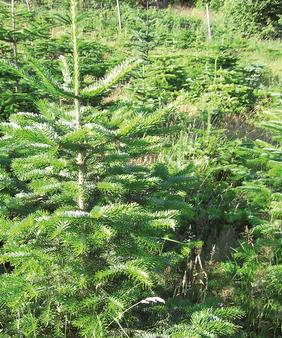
(81, 59), (141, 98)
(0, 58), (76, 99)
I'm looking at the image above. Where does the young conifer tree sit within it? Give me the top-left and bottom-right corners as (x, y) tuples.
(222, 93), (282, 335)
(0, 0), (180, 336)
(0, 0), (49, 119)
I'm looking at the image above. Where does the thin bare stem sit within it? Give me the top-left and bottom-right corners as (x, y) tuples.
(206, 3), (212, 39)
(11, 0), (17, 64)
(116, 0), (122, 32)
(11, 0), (18, 92)
(25, 0), (30, 11)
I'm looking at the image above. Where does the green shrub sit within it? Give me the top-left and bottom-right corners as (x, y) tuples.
(224, 0), (282, 38)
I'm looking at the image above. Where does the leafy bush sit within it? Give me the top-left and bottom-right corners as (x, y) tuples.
(197, 0), (225, 10)
(224, 0), (282, 38)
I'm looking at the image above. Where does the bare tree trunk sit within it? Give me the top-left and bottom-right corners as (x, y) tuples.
(139, 0), (168, 9)
(156, 0), (168, 8)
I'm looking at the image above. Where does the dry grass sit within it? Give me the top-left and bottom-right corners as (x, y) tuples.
(51, 27), (64, 39)
(178, 102), (199, 118)
(171, 5), (206, 21)
(244, 39), (282, 82)
(101, 86), (124, 104)
(222, 114), (273, 142)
